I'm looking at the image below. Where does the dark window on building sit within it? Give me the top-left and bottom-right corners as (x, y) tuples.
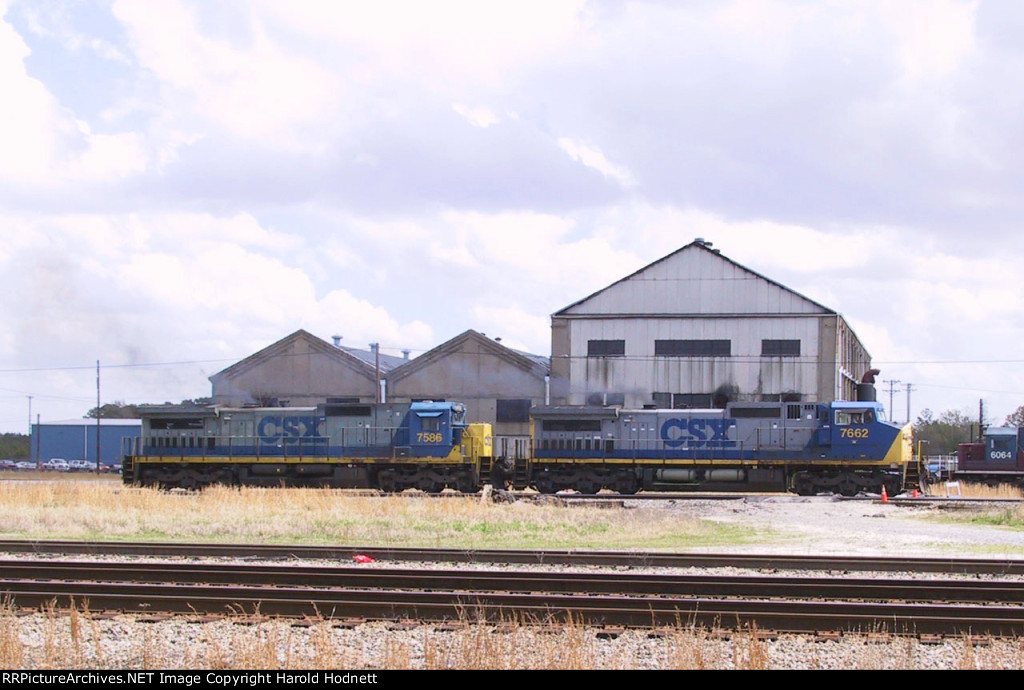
(588, 339), (625, 357)
(762, 339), (801, 357)
(496, 399), (531, 423)
(585, 392), (624, 406)
(652, 392), (672, 408)
(326, 396), (361, 404)
(674, 393), (714, 409)
(655, 340), (731, 356)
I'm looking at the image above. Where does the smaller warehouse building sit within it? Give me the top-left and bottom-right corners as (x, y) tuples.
(386, 329), (550, 440)
(210, 330), (406, 406)
(30, 418), (141, 465)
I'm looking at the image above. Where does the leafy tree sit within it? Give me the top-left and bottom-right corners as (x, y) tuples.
(85, 398), (212, 419)
(85, 401), (141, 419)
(0, 433), (29, 459)
(913, 408), (979, 455)
(1005, 405), (1024, 428)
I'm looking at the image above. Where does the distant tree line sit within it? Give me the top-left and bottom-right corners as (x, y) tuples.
(913, 404), (1024, 456)
(0, 433), (29, 459)
(84, 399), (212, 419)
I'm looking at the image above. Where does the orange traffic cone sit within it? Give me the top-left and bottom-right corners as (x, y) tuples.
(881, 485), (888, 503)
(913, 489), (919, 499)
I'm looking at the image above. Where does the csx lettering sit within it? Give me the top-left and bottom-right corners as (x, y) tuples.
(258, 416), (322, 444)
(661, 419), (737, 448)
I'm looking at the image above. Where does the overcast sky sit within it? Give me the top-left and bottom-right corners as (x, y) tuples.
(1, 0), (1023, 434)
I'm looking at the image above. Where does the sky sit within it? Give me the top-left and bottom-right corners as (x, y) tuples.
(1, 0), (1023, 434)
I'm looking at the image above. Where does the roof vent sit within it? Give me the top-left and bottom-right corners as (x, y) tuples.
(331, 335), (343, 347)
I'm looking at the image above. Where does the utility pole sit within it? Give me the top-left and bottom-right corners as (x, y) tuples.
(26, 396), (32, 464)
(883, 380), (901, 421)
(96, 360), (101, 472)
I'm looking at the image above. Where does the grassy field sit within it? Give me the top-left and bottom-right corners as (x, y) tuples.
(0, 476), (1022, 545)
(0, 479), (768, 549)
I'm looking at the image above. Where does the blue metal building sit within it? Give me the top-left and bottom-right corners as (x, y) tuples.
(30, 419), (141, 465)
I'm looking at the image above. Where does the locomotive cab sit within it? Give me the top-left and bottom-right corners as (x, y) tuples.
(958, 427), (1024, 477)
(406, 401), (467, 456)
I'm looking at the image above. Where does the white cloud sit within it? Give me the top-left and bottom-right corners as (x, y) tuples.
(452, 103), (499, 128)
(253, 0), (587, 86)
(557, 137), (636, 188)
(0, 12), (68, 181)
(112, 0), (341, 147)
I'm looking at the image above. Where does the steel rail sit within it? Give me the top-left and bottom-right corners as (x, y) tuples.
(1, 539), (1023, 575)
(3, 560), (1024, 604)
(4, 578), (1024, 637)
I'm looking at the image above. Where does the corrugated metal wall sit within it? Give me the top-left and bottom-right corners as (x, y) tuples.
(552, 243), (871, 408)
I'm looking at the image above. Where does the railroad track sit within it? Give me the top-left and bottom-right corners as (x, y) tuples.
(2, 539), (1024, 574)
(3, 549), (1024, 637)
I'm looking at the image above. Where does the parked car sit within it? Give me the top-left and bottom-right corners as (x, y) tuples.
(15, 461), (36, 471)
(0, 459), (16, 470)
(67, 459), (93, 472)
(42, 458), (70, 472)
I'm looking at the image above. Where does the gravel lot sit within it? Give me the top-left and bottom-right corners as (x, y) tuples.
(7, 494), (1024, 670)
(659, 494), (1024, 558)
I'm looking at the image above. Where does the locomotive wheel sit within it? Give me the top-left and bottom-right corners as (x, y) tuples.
(377, 472), (399, 493)
(417, 477), (442, 493)
(615, 473), (640, 495)
(535, 474), (558, 494)
(791, 475), (816, 496)
(837, 480), (859, 497)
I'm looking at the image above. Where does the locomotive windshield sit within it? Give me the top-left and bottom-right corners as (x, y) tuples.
(835, 409), (875, 425)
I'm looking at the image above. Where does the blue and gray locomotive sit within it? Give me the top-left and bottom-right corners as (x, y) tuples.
(514, 398), (911, 496)
(121, 400), (495, 491)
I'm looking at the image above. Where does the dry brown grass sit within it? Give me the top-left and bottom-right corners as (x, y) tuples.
(6, 604), (1024, 670)
(949, 483), (1024, 500)
(0, 482), (756, 550)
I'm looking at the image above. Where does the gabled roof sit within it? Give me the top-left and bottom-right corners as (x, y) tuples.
(387, 330), (549, 383)
(554, 239), (835, 316)
(210, 329), (396, 384)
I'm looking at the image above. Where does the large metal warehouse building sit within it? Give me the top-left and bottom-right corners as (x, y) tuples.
(548, 239), (872, 409)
